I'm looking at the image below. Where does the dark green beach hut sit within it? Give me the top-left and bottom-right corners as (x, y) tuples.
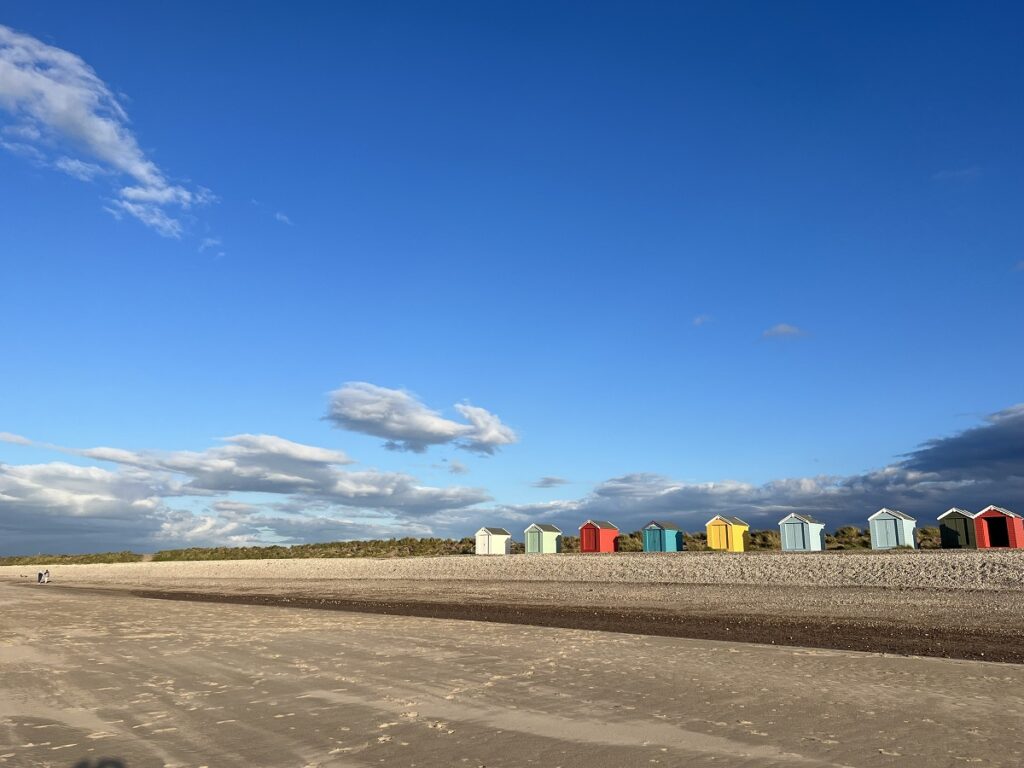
(938, 507), (977, 549)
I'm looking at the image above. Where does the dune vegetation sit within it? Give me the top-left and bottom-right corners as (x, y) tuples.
(0, 551), (144, 566)
(0, 526), (944, 564)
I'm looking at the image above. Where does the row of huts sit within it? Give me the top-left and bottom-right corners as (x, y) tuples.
(474, 505), (1022, 554)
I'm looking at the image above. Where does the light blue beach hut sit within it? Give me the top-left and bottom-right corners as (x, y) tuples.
(778, 513), (826, 551)
(642, 521), (684, 552)
(868, 508), (917, 549)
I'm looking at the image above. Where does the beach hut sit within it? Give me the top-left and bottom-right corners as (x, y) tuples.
(973, 505), (1024, 549)
(579, 520), (619, 553)
(475, 527), (512, 555)
(524, 523), (562, 554)
(642, 521), (684, 552)
(938, 508), (977, 549)
(705, 515), (749, 552)
(778, 513), (826, 551)
(868, 508), (917, 550)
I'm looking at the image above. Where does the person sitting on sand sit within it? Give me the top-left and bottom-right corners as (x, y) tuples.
(37, 571), (43, 584)
(42, 569), (50, 584)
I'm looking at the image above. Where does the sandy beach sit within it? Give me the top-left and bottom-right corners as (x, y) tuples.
(4, 580), (1024, 768)
(3, 553), (1024, 766)
(3, 551), (1024, 661)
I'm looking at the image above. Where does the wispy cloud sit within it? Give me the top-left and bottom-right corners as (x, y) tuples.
(54, 156), (106, 181)
(275, 211), (293, 225)
(692, 314), (712, 327)
(1013, 260), (1024, 272)
(448, 460), (469, 475)
(532, 476), (569, 488)
(762, 323), (805, 338)
(198, 237), (222, 254)
(932, 166), (982, 181)
(326, 382), (518, 455)
(0, 24), (211, 237)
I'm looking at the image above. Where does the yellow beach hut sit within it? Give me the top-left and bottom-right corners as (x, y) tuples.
(705, 515), (749, 552)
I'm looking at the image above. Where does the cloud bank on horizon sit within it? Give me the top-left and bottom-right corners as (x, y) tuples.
(0, 387), (1022, 555)
(0, 24), (210, 237)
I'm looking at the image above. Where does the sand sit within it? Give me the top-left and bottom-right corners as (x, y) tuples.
(3, 551), (1024, 662)
(2, 582), (1024, 767)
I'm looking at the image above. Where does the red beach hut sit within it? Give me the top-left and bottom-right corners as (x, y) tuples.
(579, 520), (619, 553)
(973, 505), (1024, 549)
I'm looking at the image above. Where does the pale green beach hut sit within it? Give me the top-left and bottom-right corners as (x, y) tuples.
(524, 523), (562, 554)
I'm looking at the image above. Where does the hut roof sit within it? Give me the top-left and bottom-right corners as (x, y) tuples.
(580, 519), (618, 530)
(708, 515), (748, 527)
(868, 507), (915, 522)
(478, 527), (511, 536)
(978, 505), (1020, 518)
(645, 520), (682, 530)
(526, 523), (562, 533)
(938, 507), (976, 520)
(779, 512), (824, 525)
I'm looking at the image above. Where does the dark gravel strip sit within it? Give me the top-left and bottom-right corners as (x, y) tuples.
(131, 589), (1024, 664)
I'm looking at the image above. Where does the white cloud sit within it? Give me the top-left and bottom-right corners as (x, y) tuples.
(491, 404), (1024, 533)
(198, 237), (222, 254)
(327, 382), (519, 455)
(453, 404), (518, 454)
(2, 403), (1023, 554)
(532, 476), (569, 488)
(692, 314), (712, 327)
(0, 24), (211, 237)
(0, 429), (492, 554)
(448, 460), (469, 475)
(275, 211), (293, 225)
(105, 200), (184, 238)
(762, 323), (805, 338)
(54, 156), (105, 180)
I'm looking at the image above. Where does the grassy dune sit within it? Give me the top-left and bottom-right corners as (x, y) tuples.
(0, 551), (144, 566)
(0, 526), (943, 564)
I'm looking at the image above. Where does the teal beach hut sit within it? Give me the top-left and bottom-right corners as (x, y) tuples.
(524, 523), (562, 554)
(642, 521), (684, 552)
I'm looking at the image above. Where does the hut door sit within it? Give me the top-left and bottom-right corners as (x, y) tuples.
(782, 522), (805, 550)
(582, 527), (598, 551)
(644, 528), (661, 552)
(526, 530), (541, 553)
(708, 524), (724, 550)
(877, 519), (899, 548)
(941, 518), (968, 548)
(986, 517), (1010, 547)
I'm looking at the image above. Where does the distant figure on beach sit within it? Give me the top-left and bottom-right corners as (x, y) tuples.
(37, 571), (43, 584)
(42, 570), (50, 584)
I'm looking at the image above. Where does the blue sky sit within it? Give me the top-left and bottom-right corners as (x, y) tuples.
(1, 3), (1022, 553)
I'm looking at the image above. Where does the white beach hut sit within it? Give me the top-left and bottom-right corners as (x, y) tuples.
(475, 527), (512, 555)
